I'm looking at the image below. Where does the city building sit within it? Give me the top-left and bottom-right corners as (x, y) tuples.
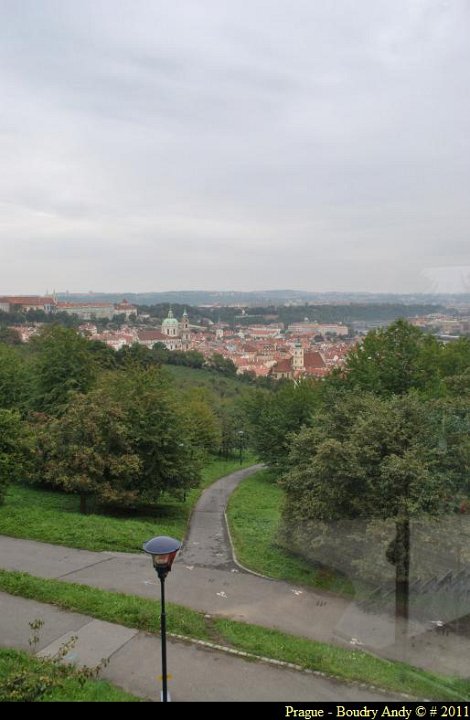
(56, 302), (116, 320)
(137, 329), (181, 351)
(270, 342), (327, 380)
(0, 296), (57, 313)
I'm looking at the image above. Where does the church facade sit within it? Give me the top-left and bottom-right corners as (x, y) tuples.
(137, 308), (191, 351)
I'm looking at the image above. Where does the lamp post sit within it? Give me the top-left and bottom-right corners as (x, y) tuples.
(178, 443), (187, 501)
(238, 430), (244, 465)
(143, 535), (181, 702)
(178, 442), (194, 501)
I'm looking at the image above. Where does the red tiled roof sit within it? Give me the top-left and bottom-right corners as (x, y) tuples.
(272, 358), (292, 373)
(115, 300), (136, 309)
(303, 351), (326, 370)
(57, 302), (114, 309)
(0, 296), (56, 305)
(137, 330), (167, 341)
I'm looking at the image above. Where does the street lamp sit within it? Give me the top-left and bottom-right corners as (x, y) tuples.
(238, 430), (245, 465)
(143, 535), (181, 702)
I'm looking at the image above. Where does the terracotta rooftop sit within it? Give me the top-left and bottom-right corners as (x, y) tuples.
(57, 302), (114, 308)
(303, 351), (326, 370)
(0, 296), (56, 305)
(272, 358), (292, 373)
(137, 330), (168, 341)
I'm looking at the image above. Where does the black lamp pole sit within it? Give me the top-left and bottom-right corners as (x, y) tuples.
(158, 569), (168, 701)
(143, 535), (181, 702)
(238, 430), (244, 465)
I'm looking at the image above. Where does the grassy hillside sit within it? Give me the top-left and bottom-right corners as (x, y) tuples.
(165, 364), (254, 403)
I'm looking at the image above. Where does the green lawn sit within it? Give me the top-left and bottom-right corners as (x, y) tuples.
(0, 647), (140, 702)
(0, 569), (468, 701)
(0, 455), (256, 553)
(227, 469), (353, 594)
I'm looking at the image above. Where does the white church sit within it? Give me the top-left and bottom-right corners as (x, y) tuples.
(136, 308), (191, 351)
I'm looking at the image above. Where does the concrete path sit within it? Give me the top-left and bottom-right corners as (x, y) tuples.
(0, 592), (395, 701)
(2, 536), (469, 681)
(180, 463), (264, 568)
(0, 534), (350, 645)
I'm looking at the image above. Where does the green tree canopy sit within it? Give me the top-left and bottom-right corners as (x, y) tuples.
(182, 388), (221, 455)
(0, 409), (31, 504)
(243, 380), (320, 475)
(282, 393), (467, 526)
(341, 319), (443, 397)
(115, 343), (155, 369)
(0, 327), (21, 345)
(0, 344), (31, 411)
(439, 338), (470, 397)
(207, 353), (237, 376)
(40, 391), (141, 513)
(281, 392), (470, 637)
(101, 367), (202, 500)
(30, 326), (97, 413)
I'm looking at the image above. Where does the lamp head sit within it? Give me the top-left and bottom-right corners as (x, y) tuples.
(143, 535), (181, 578)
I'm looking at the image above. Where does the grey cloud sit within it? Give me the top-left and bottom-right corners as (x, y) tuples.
(0, 0), (469, 293)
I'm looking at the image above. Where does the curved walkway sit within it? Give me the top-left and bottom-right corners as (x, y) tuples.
(179, 463), (263, 569)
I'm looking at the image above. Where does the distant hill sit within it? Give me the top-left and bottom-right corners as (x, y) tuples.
(56, 290), (470, 307)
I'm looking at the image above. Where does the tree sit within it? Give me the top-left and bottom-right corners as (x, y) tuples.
(327, 322), (470, 400)
(243, 379), (320, 475)
(207, 353), (237, 376)
(116, 343), (155, 368)
(281, 392), (469, 647)
(180, 350), (205, 369)
(102, 368), (202, 500)
(0, 409), (31, 504)
(183, 388), (221, 455)
(30, 326), (96, 413)
(439, 337), (470, 378)
(0, 327), (21, 345)
(342, 319), (443, 397)
(87, 339), (116, 369)
(0, 344), (30, 411)
(40, 391), (141, 513)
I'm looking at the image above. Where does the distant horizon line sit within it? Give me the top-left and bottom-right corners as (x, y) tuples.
(19, 289), (470, 297)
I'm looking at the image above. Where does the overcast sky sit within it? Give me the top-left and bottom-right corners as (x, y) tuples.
(1, 0), (469, 294)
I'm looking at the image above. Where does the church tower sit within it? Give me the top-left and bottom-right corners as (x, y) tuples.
(180, 308), (191, 350)
(292, 341), (304, 372)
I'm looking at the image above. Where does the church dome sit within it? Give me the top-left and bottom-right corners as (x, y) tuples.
(162, 308), (179, 328)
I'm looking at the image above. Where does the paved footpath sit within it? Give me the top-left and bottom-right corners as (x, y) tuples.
(0, 592), (395, 701)
(180, 464), (265, 568)
(1, 465), (469, 685)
